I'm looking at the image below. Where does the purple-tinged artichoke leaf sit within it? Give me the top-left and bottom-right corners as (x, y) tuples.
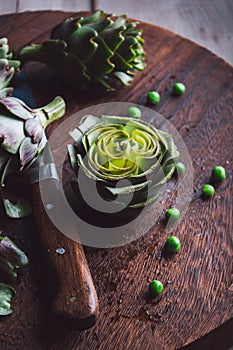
(25, 118), (43, 143)
(19, 137), (37, 169)
(0, 97), (34, 120)
(0, 115), (25, 154)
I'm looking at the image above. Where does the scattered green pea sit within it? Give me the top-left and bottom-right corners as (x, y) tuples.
(165, 236), (181, 254)
(166, 207), (180, 221)
(176, 162), (186, 175)
(149, 280), (163, 296)
(202, 184), (215, 197)
(212, 166), (226, 182)
(147, 91), (160, 105)
(173, 82), (186, 95)
(128, 106), (141, 118)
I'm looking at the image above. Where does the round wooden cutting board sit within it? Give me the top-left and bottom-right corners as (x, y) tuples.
(0, 11), (232, 350)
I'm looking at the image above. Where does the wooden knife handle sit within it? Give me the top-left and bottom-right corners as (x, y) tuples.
(31, 180), (99, 330)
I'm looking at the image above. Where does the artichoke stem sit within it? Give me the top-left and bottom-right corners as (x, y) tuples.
(36, 96), (66, 128)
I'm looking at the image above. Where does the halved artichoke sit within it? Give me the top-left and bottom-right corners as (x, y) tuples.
(18, 11), (146, 91)
(68, 115), (180, 215)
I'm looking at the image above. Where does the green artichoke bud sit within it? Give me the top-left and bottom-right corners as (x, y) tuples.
(0, 38), (20, 97)
(68, 115), (180, 214)
(18, 11), (146, 91)
(0, 96), (66, 183)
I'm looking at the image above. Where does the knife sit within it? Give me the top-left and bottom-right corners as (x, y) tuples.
(12, 73), (99, 329)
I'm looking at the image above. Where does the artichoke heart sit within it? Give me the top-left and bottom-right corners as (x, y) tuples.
(69, 115), (180, 210)
(18, 11), (146, 91)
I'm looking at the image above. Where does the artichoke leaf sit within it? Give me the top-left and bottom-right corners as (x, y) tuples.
(117, 36), (138, 62)
(111, 52), (133, 72)
(0, 97), (34, 120)
(0, 87), (13, 98)
(113, 71), (134, 86)
(106, 14), (127, 31)
(77, 153), (105, 182)
(79, 10), (104, 25)
(68, 26), (98, 62)
(3, 197), (32, 218)
(0, 283), (15, 316)
(67, 144), (79, 173)
(91, 75), (114, 91)
(24, 119), (44, 143)
(0, 38), (9, 57)
(19, 137), (38, 168)
(0, 114), (25, 154)
(0, 59), (15, 90)
(51, 17), (80, 41)
(105, 179), (151, 196)
(69, 128), (83, 145)
(63, 53), (91, 85)
(0, 236), (29, 269)
(84, 17), (112, 34)
(129, 191), (161, 209)
(78, 115), (101, 134)
(0, 155), (18, 187)
(86, 36), (115, 76)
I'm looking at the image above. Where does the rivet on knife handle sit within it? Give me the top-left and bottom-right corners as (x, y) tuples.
(31, 178), (99, 330)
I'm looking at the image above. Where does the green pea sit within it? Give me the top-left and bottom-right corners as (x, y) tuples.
(128, 106), (141, 118)
(202, 184), (215, 197)
(147, 91), (160, 105)
(173, 82), (186, 95)
(176, 162), (186, 175)
(165, 235), (181, 254)
(166, 207), (180, 221)
(149, 280), (163, 296)
(212, 166), (226, 182)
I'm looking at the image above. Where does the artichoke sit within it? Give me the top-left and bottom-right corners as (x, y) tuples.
(68, 115), (180, 215)
(18, 11), (146, 91)
(0, 38), (20, 97)
(0, 96), (66, 184)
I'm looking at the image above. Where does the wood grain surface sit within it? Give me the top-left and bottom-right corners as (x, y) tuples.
(0, 10), (232, 350)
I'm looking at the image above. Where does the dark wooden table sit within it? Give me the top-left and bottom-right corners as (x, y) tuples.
(0, 11), (232, 350)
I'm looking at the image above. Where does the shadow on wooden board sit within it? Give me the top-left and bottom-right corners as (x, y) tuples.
(181, 318), (233, 350)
